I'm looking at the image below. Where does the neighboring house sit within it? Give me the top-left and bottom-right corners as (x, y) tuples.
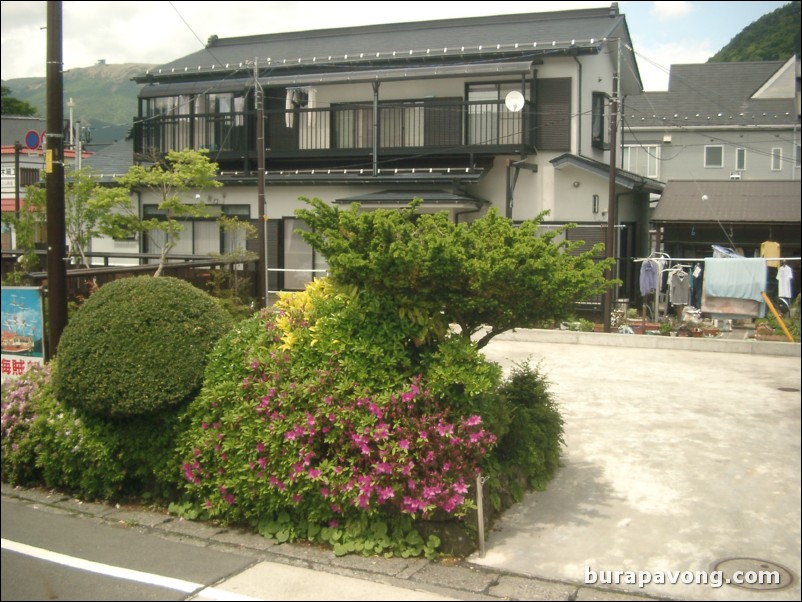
(1, 116), (88, 251)
(623, 57), (800, 183)
(623, 57), (801, 302)
(129, 4), (663, 302)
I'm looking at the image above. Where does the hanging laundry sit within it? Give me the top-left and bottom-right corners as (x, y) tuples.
(639, 259), (658, 297)
(285, 89), (296, 128)
(702, 257), (767, 318)
(691, 263), (703, 308)
(703, 258), (765, 303)
(669, 269), (691, 306)
(760, 240), (781, 268)
(778, 264), (794, 299)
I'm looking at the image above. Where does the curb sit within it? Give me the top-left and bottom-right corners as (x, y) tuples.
(1, 482), (670, 601)
(494, 328), (801, 357)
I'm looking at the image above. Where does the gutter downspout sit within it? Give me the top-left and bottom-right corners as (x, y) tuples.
(574, 56), (582, 156)
(372, 82), (380, 177)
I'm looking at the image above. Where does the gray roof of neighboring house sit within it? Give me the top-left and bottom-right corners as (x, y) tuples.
(624, 61), (797, 128)
(1, 116), (47, 147)
(550, 153), (664, 193)
(335, 189), (489, 207)
(82, 138), (134, 181)
(652, 180), (802, 224)
(135, 6), (639, 88)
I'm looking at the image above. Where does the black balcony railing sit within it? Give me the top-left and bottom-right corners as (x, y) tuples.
(134, 100), (532, 158)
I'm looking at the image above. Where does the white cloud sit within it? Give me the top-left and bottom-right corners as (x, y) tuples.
(633, 39), (715, 90)
(650, 0), (695, 20)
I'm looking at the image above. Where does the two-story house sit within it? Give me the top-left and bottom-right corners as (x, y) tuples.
(129, 4), (662, 301)
(623, 58), (801, 266)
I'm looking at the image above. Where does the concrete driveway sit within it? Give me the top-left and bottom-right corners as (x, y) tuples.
(472, 331), (801, 601)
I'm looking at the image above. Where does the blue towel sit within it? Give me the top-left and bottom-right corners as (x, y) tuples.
(703, 258), (766, 303)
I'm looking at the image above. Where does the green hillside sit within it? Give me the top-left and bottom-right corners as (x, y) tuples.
(709, 1), (801, 63)
(2, 62), (154, 144)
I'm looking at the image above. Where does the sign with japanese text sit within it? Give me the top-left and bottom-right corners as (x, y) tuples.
(1, 287), (45, 384)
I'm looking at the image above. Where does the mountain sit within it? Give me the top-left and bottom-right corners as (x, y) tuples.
(1, 62), (154, 145)
(709, 1), (801, 63)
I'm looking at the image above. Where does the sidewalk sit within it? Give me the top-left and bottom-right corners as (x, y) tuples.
(1, 483), (659, 601)
(3, 329), (799, 601)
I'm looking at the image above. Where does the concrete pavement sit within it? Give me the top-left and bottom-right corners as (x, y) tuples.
(473, 329), (800, 601)
(2, 329), (799, 601)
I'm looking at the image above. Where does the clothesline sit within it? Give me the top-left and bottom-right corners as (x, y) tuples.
(634, 256), (801, 262)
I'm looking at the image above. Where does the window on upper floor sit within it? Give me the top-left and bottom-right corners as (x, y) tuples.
(622, 144), (659, 179)
(591, 92), (609, 151)
(467, 81), (530, 146)
(704, 145), (723, 168)
(771, 147), (782, 171)
(735, 148), (746, 171)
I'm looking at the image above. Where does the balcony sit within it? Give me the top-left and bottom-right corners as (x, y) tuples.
(133, 100), (534, 165)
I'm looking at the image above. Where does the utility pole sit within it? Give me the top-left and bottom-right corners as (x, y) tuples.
(45, 0), (68, 357)
(255, 59), (268, 308)
(602, 44), (620, 333)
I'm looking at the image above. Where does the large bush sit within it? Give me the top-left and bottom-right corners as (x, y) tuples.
(53, 276), (233, 418)
(174, 279), (501, 556)
(1, 364), (183, 499)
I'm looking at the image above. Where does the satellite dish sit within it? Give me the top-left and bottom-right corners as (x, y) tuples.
(504, 90), (525, 113)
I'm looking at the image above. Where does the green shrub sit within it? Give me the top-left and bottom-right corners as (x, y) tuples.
(495, 361), (565, 490)
(2, 363), (186, 499)
(173, 279), (499, 557)
(2, 364), (51, 485)
(53, 276), (233, 418)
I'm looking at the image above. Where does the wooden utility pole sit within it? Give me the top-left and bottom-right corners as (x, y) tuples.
(255, 60), (267, 307)
(602, 45), (621, 333)
(45, 0), (68, 356)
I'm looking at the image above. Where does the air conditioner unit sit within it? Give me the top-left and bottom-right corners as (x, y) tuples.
(729, 172), (741, 180)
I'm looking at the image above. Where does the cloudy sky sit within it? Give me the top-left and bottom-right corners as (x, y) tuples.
(0, 1), (792, 91)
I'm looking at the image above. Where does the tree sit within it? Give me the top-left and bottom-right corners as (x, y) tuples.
(110, 149), (222, 276)
(0, 185), (46, 280)
(22, 167), (130, 269)
(1, 86), (37, 116)
(296, 198), (615, 348)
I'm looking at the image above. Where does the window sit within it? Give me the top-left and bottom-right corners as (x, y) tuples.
(735, 148), (746, 171)
(283, 218), (328, 291)
(591, 92), (608, 150)
(622, 144), (659, 179)
(704, 145), (723, 168)
(796, 144), (801, 168)
(771, 148), (782, 171)
(142, 204), (251, 258)
(467, 82), (529, 145)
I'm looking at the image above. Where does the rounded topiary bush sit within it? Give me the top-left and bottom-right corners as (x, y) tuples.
(53, 276), (233, 418)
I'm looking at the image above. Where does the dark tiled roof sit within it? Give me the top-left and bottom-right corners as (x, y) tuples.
(82, 138), (134, 181)
(335, 189), (489, 205)
(136, 7), (628, 83)
(625, 61), (796, 128)
(652, 180), (801, 224)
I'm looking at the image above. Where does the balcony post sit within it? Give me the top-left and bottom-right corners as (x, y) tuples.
(372, 82), (380, 176)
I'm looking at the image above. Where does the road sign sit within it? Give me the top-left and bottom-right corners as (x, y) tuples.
(24, 130), (41, 150)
